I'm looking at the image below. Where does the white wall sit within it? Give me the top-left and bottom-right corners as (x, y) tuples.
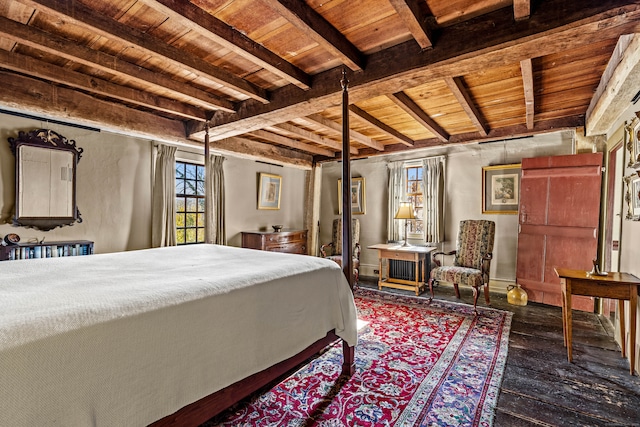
(320, 132), (574, 284)
(0, 113), (153, 253)
(0, 111), (308, 253)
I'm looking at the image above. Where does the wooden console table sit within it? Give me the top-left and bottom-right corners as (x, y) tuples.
(368, 243), (435, 295)
(555, 268), (640, 375)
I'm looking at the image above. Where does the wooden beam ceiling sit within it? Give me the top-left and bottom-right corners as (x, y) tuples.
(191, 0), (640, 146)
(349, 105), (415, 147)
(141, 0), (311, 90)
(248, 129), (335, 157)
(21, 0), (269, 102)
(262, 0), (364, 72)
(444, 76), (489, 136)
(520, 58), (535, 130)
(0, 15), (235, 112)
(273, 123), (359, 155)
(302, 114), (385, 151)
(388, 91), (449, 142)
(388, 0), (434, 50)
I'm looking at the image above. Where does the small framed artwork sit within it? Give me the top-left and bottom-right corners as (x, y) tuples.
(624, 173), (640, 221)
(482, 163), (522, 214)
(257, 172), (281, 210)
(338, 177), (366, 215)
(625, 117), (640, 168)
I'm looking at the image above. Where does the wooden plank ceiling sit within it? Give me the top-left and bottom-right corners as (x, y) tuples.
(0, 0), (639, 168)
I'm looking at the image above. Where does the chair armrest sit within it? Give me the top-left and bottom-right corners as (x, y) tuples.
(354, 242), (361, 260)
(481, 252), (493, 281)
(431, 250), (457, 267)
(320, 242), (334, 257)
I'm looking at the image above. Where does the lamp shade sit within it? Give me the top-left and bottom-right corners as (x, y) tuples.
(394, 202), (416, 220)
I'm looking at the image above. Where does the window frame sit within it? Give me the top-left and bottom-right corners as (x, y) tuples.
(175, 160), (206, 245)
(403, 162), (424, 239)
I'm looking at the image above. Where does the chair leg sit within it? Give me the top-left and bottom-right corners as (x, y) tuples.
(427, 278), (435, 300)
(472, 286), (480, 315)
(484, 282), (490, 305)
(453, 283), (461, 299)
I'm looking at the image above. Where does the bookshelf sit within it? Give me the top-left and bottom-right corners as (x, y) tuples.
(0, 240), (94, 261)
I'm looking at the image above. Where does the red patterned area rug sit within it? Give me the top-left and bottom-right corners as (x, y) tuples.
(205, 287), (512, 426)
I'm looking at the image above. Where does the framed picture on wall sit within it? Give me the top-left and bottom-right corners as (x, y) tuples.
(257, 172), (281, 210)
(482, 164), (522, 214)
(338, 177), (366, 215)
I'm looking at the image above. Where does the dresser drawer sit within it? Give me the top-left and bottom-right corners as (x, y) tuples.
(266, 242), (307, 254)
(242, 229), (308, 255)
(266, 232), (305, 245)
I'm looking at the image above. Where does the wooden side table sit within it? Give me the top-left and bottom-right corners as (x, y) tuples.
(555, 268), (640, 375)
(368, 243), (435, 295)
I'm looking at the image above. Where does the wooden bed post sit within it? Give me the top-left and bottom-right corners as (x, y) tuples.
(204, 120), (212, 244)
(340, 69), (356, 377)
(340, 69), (354, 290)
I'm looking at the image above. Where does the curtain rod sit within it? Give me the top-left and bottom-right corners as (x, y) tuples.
(0, 108), (101, 132)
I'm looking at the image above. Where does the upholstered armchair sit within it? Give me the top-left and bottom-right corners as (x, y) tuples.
(428, 220), (495, 313)
(320, 218), (361, 283)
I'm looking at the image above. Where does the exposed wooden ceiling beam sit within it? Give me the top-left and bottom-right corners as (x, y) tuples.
(388, 0), (434, 50)
(262, 0), (364, 71)
(0, 50), (207, 121)
(444, 76), (489, 136)
(0, 15), (235, 113)
(353, 116), (584, 159)
(0, 70), (189, 143)
(520, 58), (535, 130)
(348, 105), (415, 147)
(190, 0), (640, 141)
(388, 92), (449, 142)
(273, 123), (359, 155)
(141, 0), (310, 90)
(248, 129), (335, 157)
(514, 0), (531, 21)
(586, 34), (640, 136)
(21, 0), (269, 102)
(215, 136), (313, 169)
(303, 114), (385, 151)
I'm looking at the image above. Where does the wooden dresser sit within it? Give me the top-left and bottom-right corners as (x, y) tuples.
(241, 229), (307, 254)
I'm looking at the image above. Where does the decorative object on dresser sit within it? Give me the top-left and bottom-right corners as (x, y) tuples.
(0, 240), (94, 261)
(242, 229), (307, 254)
(320, 218), (361, 283)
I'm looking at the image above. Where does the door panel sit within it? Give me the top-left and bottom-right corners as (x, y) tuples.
(517, 153), (603, 310)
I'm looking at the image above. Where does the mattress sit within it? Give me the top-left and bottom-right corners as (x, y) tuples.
(0, 244), (358, 426)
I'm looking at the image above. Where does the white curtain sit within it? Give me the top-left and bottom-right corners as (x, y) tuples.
(387, 161), (404, 242)
(152, 144), (177, 247)
(422, 157), (445, 244)
(206, 154), (226, 245)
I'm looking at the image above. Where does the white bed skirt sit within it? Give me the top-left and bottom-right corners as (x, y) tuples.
(0, 244), (357, 426)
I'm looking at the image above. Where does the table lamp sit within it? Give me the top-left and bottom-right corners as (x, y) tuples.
(394, 202), (416, 247)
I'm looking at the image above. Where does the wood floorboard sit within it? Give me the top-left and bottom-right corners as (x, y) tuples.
(358, 278), (640, 426)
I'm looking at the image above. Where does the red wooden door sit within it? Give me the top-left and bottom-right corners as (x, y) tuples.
(516, 153), (603, 310)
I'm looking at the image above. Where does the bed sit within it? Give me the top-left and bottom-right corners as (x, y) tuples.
(0, 244), (358, 426)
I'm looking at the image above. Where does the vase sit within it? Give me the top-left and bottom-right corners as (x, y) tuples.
(507, 284), (528, 306)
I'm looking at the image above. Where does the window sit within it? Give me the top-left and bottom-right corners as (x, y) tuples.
(405, 165), (424, 237)
(175, 161), (205, 245)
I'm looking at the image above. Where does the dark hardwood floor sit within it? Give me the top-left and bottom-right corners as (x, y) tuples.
(358, 277), (640, 427)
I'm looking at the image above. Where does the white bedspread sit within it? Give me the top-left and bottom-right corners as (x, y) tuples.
(0, 244), (357, 426)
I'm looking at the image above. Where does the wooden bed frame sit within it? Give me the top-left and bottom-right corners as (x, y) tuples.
(154, 71), (357, 427)
(152, 331), (354, 426)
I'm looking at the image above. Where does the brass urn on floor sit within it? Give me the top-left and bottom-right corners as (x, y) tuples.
(507, 284), (528, 306)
